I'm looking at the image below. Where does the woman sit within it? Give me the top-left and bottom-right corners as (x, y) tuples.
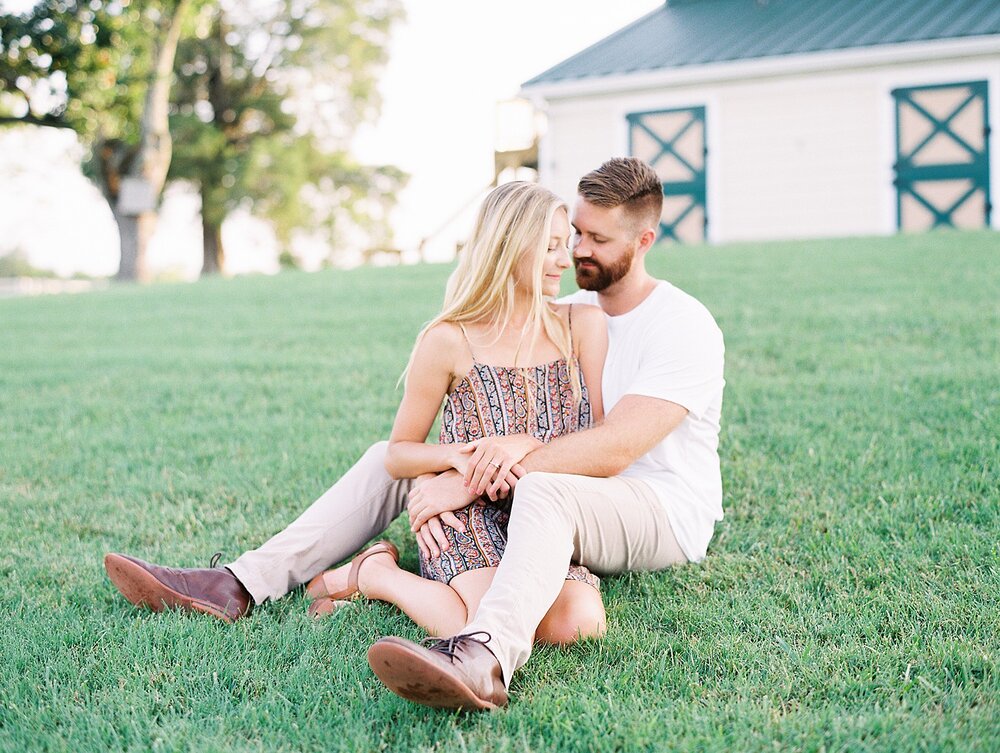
(306, 182), (609, 644)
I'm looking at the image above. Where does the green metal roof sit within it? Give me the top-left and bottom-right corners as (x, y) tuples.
(524, 0), (1000, 87)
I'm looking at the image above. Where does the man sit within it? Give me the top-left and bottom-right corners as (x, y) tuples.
(365, 157), (725, 709)
(104, 157), (724, 711)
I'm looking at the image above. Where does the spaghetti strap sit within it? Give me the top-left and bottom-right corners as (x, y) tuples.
(568, 304), (575, 354)
(421, 310), (598, 593)
(457, 323), (478, 362)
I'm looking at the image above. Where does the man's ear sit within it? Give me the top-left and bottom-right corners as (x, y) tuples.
(637, 227), (657, 253)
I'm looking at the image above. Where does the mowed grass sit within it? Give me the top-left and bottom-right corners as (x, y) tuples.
(1, 230), (997, 752)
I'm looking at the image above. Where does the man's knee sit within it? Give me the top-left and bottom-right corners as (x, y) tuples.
(352, 440), (391, 479)
(364, 440), (389, 460)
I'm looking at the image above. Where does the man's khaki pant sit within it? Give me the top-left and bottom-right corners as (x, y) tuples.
(227, 443), (687, 691)
(464, 471), (687, 687)
(228, 442), (412, 603)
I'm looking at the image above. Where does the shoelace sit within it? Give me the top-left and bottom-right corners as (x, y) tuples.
(209, 552), (223, 568)
(421, 631), (493, 664)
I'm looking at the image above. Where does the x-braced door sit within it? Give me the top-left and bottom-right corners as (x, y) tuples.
(893, 81), (992, 230)
(628, 106), (707, 243)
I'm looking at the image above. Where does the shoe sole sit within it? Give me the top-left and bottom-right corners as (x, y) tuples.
(367, 640), (497, 711)
(103, 553), (233, 623)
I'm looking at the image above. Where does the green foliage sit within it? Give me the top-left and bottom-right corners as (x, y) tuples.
(0, 232), (997, 751)
(0, 1), (186, 170)
(277, 248), (301, 269)
(0, 249), (52, 277)
(167, 0), (407, 256)
(1, 0), (408, 264)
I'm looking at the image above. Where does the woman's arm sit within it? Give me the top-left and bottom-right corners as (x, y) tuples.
(570, 303), (608, 423)
(384, 323), (467, 479)
(461, 303), (609, 496)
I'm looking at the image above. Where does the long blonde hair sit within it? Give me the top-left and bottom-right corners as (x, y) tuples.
(404, 181), (581, 400)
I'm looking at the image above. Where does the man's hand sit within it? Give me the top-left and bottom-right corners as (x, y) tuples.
(413, 512), (466, 559)
(460, 435), (537, 497)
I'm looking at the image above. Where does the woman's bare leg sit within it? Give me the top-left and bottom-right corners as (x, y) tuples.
(448, 568), (499, 624)
(317, 552), (469, 635)
(317, 557), (607, 643)
(452, 569), (607, 645)
(535, 581), (607, 644)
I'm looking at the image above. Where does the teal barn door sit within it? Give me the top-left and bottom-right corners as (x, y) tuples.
(628, 106), (707, 243)
(893, 81), (992, 230)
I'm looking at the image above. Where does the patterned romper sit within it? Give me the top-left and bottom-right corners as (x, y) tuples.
(418, 314), (600, 591)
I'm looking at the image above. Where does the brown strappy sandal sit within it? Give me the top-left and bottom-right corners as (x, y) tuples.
(306, 540), (399, 619)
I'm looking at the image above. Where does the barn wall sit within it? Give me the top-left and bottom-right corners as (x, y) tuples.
(543, 100), (623, 208)
(536, 48), (1000, 242)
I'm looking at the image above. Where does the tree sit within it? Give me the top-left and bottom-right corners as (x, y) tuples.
(0, 0), (196, 281)
(167, 0), (406, 274)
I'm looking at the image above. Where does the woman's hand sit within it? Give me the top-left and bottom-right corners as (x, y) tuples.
(460, 434), (541, 497)
(408, 471), (477, 532)
(414, 512), (466, 559)
(446, 443), (472, 476)
(448, 442), (521, 502)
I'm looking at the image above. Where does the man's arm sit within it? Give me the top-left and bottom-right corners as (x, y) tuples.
(520, 299), (724, 479)
(518, 394), (688, 477)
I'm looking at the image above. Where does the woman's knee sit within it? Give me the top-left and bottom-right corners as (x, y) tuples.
(535, 583), (607, 645)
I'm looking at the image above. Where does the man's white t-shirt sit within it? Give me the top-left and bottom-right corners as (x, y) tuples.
(562, 281), (725, 562)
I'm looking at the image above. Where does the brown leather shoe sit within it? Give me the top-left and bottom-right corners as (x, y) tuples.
(367, 632), (508, 710)
(104, 552), (253, 622)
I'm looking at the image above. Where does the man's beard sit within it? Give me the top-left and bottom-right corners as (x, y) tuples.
(574, 245), (635, 291)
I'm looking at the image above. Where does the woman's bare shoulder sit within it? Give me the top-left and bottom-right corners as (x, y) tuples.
(550, 301), (602, 316)
(561, 302), (605, 330)
(568, 302), (604, 320)
(420, 320), (465, 348)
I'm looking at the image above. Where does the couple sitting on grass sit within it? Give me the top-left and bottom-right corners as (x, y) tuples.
(104, 156), (725, 711)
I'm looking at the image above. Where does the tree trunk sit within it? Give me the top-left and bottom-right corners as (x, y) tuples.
(114, 209), (157, 282)
(201, 214), (225, 275)
(112, 0), (194, 281)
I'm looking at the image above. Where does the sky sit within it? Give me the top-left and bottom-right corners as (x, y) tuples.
(0, 0), (664, 278)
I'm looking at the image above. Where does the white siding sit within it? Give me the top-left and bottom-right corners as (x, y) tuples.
(714, 75), (883, 241)
(532, 46), (1000, 242)
(542, 103), (622, 210)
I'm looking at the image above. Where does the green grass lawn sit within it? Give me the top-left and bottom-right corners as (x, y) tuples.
(1, 231), (997, 752)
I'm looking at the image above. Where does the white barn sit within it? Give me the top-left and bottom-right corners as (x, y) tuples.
(520, 0), (1000, 244)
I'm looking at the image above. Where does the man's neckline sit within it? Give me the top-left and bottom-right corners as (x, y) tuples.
(599, 279), (663, 318)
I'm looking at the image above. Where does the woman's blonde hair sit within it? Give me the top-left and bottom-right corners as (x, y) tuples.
(403, 181), (581, 401)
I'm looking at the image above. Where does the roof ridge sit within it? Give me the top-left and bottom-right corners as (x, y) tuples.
(521, 4), (668, 88)
(522, 0), (1000, 89)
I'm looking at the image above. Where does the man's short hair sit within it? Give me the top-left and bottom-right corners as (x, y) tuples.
(577, 157), (663, 232)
